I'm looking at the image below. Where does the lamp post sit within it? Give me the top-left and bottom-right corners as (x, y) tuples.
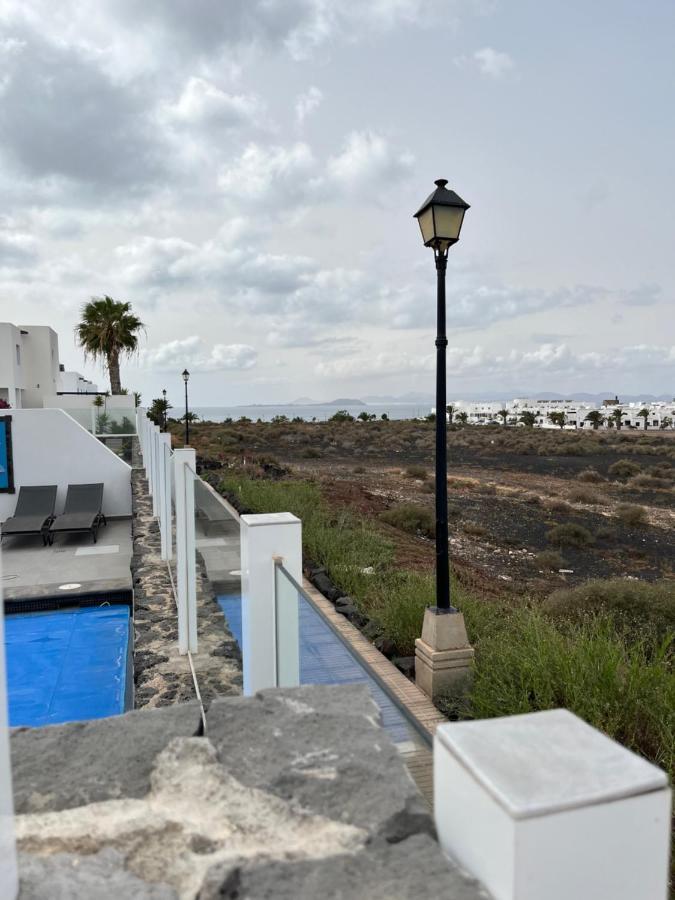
(182, 369), (190, 446)
(162, 388), (167, 430)
(414, 179), (469, 612)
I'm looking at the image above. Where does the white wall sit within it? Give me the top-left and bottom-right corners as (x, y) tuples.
(0, 323), (24, 409)
(18, 326), (60, 409)
(0, 409), (131, 521)
(56, 370), (98, 393)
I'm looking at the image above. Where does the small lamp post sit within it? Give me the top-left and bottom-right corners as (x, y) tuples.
(412, 179), (474, 699)
(162, 388), (167, 431)
(182, 369), (190, 446)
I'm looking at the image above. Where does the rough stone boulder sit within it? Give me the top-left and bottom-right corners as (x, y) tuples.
(12, 685), (486, 899)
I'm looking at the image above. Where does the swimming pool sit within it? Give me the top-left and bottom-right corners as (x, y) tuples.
(5, 606), (131, 728)
(218, 593), (425, 748)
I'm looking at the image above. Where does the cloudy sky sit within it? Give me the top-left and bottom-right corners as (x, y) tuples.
(1, 0), (673, 405)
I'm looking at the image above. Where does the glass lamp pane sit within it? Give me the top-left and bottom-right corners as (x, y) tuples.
(433, 205), (465, 241)
(417, 207), (435, 244)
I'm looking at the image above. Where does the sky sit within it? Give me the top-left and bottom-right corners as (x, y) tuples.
(1, 0), (674, 405)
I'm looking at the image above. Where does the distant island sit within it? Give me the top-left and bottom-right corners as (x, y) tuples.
(288, 397), (367, 407)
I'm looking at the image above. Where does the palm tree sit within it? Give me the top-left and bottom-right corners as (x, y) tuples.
(548, 411), (567, 429)
(519, 411), (537, 428)
(76, 296), (144, 395)
(610, 408), (624, 430)
(585, 410), (605, 430)
(637, 407), (650, 431)
(660, 416), (672, 430)
(498, 408), (509, 426)
(456, 411), (469, 425)
(133, 391), (142, 408)
(446, 404), (455, 424)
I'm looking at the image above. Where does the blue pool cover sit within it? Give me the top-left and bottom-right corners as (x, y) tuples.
(5, 606), (130, 728)
(218, 594), (422, 746)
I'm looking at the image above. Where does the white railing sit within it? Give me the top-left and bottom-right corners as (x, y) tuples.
(173, 449), (197, 654)
(136, 409), (196, 651)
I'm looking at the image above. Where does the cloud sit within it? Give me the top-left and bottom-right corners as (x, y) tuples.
(474, 47), (515, 78)
(325, 131), (414, 193)
(107, 0), (455, 61)
(140, 336), (258, 372)
(0, 223), (39, 266)
(0, 27), (166, 190)
(163, 77), (265, 130)
(295, 86), (323, 124)
(456, 47), (515, 79)
(618, 283), (663, 307)
(217, 142), (318, 204)
(217, 131), (414, 210)
(314, 343), (675, 381)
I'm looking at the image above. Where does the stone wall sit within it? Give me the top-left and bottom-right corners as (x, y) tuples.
(13, 685), (487, 899)
(131, 442), (241, 710)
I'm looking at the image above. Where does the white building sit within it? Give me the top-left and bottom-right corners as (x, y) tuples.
(0, 322), (97, 408)
(438, 397), (675, 430)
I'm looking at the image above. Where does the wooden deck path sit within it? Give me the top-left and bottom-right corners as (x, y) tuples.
(302, 577), (446, 807)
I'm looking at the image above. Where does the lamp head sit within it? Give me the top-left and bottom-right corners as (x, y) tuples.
(414, 178), (470, 252)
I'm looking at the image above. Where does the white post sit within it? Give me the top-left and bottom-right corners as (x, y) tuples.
(136, 408), (144, 452)
(142, 415), (150, 479)
(0, 540), (19, 898)
(159, 434), (172, 561)
(240, 513), (301, 695)
(150, 426), (160, 518)
(174, 449), (197, 654)
(434, 709), (672, 900)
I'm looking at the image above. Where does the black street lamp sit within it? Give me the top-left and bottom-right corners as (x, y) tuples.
(162, 388), (167, 430)
(182, 369), (190, 446)
(414, 179), (470, 613)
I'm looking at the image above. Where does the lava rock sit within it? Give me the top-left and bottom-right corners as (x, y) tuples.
(311, 571), (341, 602)
(375, 636), (396, 658)
(393, 656), (416, 679)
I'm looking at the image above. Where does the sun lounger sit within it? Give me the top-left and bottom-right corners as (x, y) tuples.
(0, 485), (57, 545)
(49, 483), (107, 544)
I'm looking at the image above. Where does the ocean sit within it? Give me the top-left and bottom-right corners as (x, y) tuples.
(192, 403), (430, 423)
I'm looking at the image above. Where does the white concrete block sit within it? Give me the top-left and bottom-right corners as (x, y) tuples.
(240, 513), (301, 695)
(434, 709), (671, 900)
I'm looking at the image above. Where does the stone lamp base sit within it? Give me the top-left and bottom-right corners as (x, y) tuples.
(415, 607), (474, 701)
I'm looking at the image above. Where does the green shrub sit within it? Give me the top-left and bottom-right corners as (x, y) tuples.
(568, 486), (606, 505)
(627, 473), (671, 490)
(615, 503), (648, 526)
(353, 465), (366, 474)
(380, 504), (435, 539)
(595, 525), (616, 541)
(609, 459), (642, 479)
(547, 523), (594, 547)
(302, 447), (322, 459)
(463, 520), (488, 537)
(444, 608), (674, 775)
(544, 578), (675, 640)
(533, 550), (565, 571)
(405, 464), (428, 480)
(578, 468), (605, 483)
